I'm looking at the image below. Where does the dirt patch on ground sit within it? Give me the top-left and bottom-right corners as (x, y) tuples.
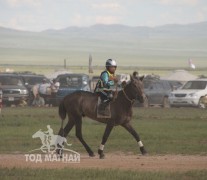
(1, 153), (207, 172)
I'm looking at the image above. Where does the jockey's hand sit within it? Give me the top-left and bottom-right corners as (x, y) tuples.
(121, 81), (127, 88)
(110, 77), (118, 83)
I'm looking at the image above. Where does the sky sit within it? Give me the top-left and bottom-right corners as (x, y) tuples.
(0, 0), (207, 32)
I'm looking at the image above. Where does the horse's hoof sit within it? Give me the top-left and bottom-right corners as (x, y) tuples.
(98, 149), (105, 159)
(140, 146), (147, 155)
(99, 154), (105, 159)
(89, 152), (95, 157)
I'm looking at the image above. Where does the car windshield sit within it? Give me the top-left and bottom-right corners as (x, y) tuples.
(23, 76), (45, 85)
(182, 81), (207, 90)
(0, 76), (23, 86)
(58, 76), (83, 87)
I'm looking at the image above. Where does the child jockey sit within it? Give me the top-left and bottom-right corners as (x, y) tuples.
(95, 59), (118, 105)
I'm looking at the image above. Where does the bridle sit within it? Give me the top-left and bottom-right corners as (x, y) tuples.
(122, 88), (135, 104)
(122, 80), (144, 104)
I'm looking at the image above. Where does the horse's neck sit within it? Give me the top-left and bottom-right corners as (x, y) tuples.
(116, 90), (133, 108)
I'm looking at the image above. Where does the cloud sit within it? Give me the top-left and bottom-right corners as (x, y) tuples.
(95, 16), (120, 24)
(71, 14), (120, 26)
(91, 2), (121, 11)
(6, 0), (41, 8)
(158, 0), (199, 6)
(71, 14), (86, 26)
(4, 14), (42, 31)
(197, 12), (205, 21)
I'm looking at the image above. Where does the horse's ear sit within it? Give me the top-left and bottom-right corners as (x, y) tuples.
(130, 75), (134, 82)
(139, 75), (144, 82)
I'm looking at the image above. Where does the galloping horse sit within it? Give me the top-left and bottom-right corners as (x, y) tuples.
(58, 76), (147, 159)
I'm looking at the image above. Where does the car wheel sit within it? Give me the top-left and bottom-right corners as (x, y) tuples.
(198, 97), (206, 109)
(143, 96), (149, 108)
(163, 97), (170, 108)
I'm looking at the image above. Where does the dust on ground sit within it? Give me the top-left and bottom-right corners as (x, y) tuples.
(1, 153), (207, 172)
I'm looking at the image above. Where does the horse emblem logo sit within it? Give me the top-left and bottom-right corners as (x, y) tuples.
(31, 125), (71, 153)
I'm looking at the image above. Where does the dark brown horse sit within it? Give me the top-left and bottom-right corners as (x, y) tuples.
(58, 76), (147, 159)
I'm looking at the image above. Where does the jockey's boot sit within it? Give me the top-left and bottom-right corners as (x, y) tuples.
(98, 100), (107, 115)
(99, 100), (110, 116)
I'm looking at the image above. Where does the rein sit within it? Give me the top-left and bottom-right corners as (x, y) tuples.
(122, 88), (135, 104)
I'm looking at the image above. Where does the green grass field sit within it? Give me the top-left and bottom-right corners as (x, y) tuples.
(1, 107), (207, 179)
(0, 107), (207, 154)
(0, 107), (207, 180)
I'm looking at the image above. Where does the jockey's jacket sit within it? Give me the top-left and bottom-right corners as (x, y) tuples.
(95, 70), (115, 92)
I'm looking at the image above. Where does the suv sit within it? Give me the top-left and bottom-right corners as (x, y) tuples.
(55, 74), (90, 104)
(0, 73), (29, 105)
(169, 79), (207, 108)
(134, 79), (182, 108)
(142, 80), (174, 108)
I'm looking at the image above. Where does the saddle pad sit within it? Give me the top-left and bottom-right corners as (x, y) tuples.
(97, 97), (111, 118)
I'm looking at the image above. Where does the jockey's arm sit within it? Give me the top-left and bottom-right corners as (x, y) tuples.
(101, 72), (114, 87)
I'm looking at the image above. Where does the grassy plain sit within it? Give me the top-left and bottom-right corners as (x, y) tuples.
(0, 107), (207, 179)
(1, 64), (207, 78)
(0, 107), (207, 154)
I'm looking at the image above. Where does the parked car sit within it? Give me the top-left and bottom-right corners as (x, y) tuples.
(19, 72), (49, 88)
(90, 76), (99, 92)
(55, 74), (90, 104)
(0, 73), (29, 106)
(0, 89), (2, 111)
(138, 79), (181, 108)
(19, 72), (50, 105)
(169, 79), (207, 108)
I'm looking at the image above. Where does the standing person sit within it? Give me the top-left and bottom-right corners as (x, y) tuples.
(38, 79), (51, 105)
(95, 59), (118, 105)
(32, 93), (45, 107)
(51, 79), (60, 93)
(50, 79), (60, 106)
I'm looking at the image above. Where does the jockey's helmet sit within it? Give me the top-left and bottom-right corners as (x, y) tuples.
(105, 59), (117, 68)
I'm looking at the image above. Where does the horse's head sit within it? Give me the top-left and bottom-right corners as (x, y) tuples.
(125, 75), (145, 103)
(32, 129), (43, 139)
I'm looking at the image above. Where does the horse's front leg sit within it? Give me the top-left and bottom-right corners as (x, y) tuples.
(122, 122), (147, 155)
(98, 122), (114, 159)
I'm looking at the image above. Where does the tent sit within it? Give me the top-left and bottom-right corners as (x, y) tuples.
(161, 70), (197, 83)
(46, 70), (72, 80)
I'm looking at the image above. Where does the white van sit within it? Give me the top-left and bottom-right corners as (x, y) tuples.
(169, 79), (207, 108)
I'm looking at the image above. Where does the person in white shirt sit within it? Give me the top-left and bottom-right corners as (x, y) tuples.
(39, 79), (51, 95)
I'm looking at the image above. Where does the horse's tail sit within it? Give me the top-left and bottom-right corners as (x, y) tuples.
(59, 100), (67, 120)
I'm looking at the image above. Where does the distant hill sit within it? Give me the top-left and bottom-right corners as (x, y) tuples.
(0, 22), (207, 67)
(42, 21), (207, 38)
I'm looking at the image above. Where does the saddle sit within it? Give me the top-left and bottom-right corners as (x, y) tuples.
(97, 97), (111, 118)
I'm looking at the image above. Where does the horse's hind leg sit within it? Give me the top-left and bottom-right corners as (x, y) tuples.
(75, 117), (95, 157)
(122, 122), (147, 155)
